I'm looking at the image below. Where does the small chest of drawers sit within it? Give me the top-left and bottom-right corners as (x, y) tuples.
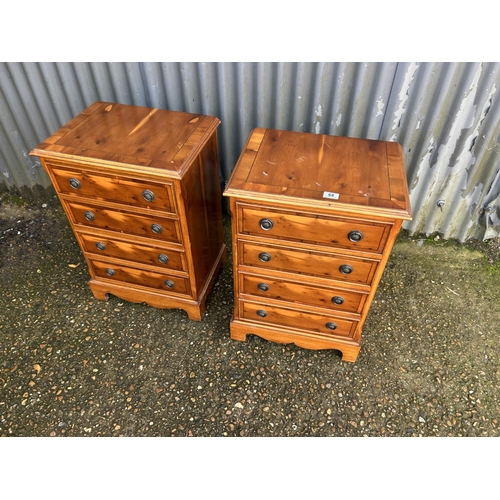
(31, 101), (226, 321)
(224, 128), (411, 361)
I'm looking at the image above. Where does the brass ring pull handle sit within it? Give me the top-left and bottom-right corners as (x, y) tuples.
(142, 189), (155, 202)
(259, 218), (274, 230)
(259, 252), (271, 262)
(339, 264), (353, 275)
(158, 253), (169, 264)
(348, 230), (363, 242)
(69, 178), (81, 189)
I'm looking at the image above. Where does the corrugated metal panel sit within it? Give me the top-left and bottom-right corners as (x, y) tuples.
(383, 62), (500, 241)
(1, 62), (500, 241)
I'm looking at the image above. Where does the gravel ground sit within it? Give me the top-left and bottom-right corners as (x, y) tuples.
(1, 190), (500, 440)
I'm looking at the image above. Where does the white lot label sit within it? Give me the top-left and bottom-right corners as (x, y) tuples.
(323, 191), (340, 200)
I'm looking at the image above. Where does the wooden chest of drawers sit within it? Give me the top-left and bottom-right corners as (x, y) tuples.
(30, 101), (226, 321)
(223, 128), (411, 361)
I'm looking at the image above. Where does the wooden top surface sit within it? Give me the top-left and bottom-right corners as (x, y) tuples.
(224, 128), (412, 220)
(30, 101), (220, 177)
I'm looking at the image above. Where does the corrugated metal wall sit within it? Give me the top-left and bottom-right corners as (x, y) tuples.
(1, 62), (499, 241)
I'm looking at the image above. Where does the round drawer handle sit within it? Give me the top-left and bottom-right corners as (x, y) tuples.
(326, 322), (338, 331)
(95, 242), (106, 251)
(164, 280), (175, 288)
(105, 268), (115, 276)
(259, 218), (274, 231)
(348, 230), (363, 242)
(151, 223), (163, 234)
(84, 211), (95, 221)
(256, 309), (267, 318)
(259, 252), (272, 263)
(339, 264), (353, 275)
(143, 189), (155, 202)
(332, 295), (344, 305)
(69, 178), (81, 189)
(257, 283), (269, 292)
(158, 253), (169, 264)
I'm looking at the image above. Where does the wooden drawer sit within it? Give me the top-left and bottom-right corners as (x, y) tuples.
(90, 260), (191, 296)
(239, 241), (378, 284)
(239, 205), (391, 252)
(240, 273), (367, 314)
(240, 301), (357, 338)
(50, 165), (176, 213)
(66, 202), (182, 243)
(78, 233), (186, 272)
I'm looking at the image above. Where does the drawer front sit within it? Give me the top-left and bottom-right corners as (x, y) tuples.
(240, 301), (357, 338)
(50, 166), (176, 213)
(79, 233), (186, 272)
(66, 202), (182, 244)
(240, 206), (391, 252)
(90, 260), (191, 296)
(240, 241), (378, 284)
(240, 273), (367, 313)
